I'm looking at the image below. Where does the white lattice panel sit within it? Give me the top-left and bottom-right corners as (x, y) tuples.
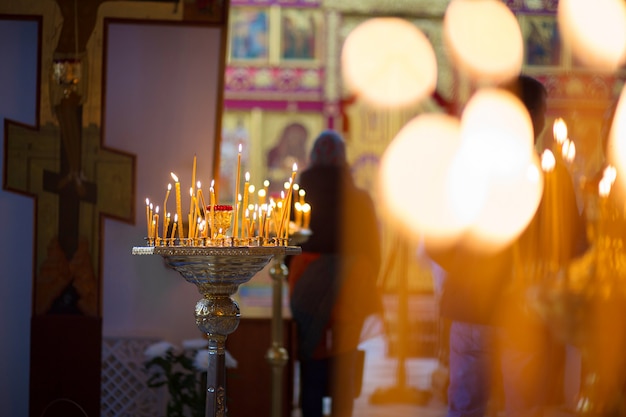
(101, 337), (166, 417)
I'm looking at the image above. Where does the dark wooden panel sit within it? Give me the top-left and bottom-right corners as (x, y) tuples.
(226, 318), (296, 417)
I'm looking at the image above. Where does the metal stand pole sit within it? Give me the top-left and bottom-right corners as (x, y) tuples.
(267, 255), (289, 417)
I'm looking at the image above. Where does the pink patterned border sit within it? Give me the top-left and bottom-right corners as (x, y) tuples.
(224, 65), (325, 97)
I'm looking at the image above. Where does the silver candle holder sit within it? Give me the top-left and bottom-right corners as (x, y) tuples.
(133, 245), (301, 417)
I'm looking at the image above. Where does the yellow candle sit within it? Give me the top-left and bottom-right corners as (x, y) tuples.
(189, 187), (196, 239)
(294, 202), (302, 227)
(242, 172), (250, 237)
(191, 154), (197, 200)
(210, 180), (216, 238)
(541, 150), (559, 263)
(258, 188), (266, 206)
(263, 180), (269, 204)
(154, 206), (159, 243)
(280, 164), (298, 239)
(302, 203), (311, 229)
(164, 212), (170, 242)
(243, 208), (249, 238)
(233, 144), (242, 238)
(170, 214), (178, 241)
(171, 172), (184, 241)
(196, 182), (207, 237)
(299, 188), (306, 206)
(163, 184), (171, 235)
(145, 198), (151, 237)
(149, 202), (154, 237)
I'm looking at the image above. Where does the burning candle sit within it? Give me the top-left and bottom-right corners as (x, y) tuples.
(280, 164), (298, 239)
(233, 144), (242, 238)
(262, 180), (269, 204)
(154, 206), (160, 243)
(242, 172), (250, 238)
(171, 172), (184, 240)
(170, 213), (178, 241)
(258, 188), (267, 206)
(197, 181), (207, 237)
(299, 188), (306, 206)
(145, 198), (151, 237)
(149, 202), (154, 238)
(553, 118), (568, 158)
(191, 154), (197, 200)
(541, 149), (560, 264)
(302, 203), (311, 229)
(294, 201), (302, 227)
(210, 180), (216, 238)
(163, 184), (172, 238)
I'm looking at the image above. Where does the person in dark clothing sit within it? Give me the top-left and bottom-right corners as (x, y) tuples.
(288, 130), (382, 417)
(431, 75), (587, 417)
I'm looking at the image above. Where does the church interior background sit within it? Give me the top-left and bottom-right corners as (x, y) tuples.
(1, 0), (624, 416)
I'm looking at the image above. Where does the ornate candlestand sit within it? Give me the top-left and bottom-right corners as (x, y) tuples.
(266, 230), (311, 417)
(133, 245), (301, 417)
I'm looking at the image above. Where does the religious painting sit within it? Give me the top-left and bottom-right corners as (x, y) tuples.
(280, 8), (323, 63)
(519, 14), (562, 68)
(222, 111), (323, 197)
(228, 7), (269, 61)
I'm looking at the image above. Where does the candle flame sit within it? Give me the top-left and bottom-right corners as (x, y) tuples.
(174, 213), (178, 221)
(248, 184), (255, 193)
(155, 205), (159, 214)
(189, 187), (193, 197)
(146, 198), (150, 206)
(562, 139), (576, 162)
(293, 163), (298, 171)
(541, 149), (555, 172)
(150, 202), (153, 209)
(245, 171), (250, 181)
(599, 177), (612, 197)
(238, 143), (242, 153)
(171, 172), (179, 182)
(302, 203), (311, 212)
(603, 165), (617, 183)
(211, 179), (215, 187)
(264, 180), (270, 187)
(299, 189), (306, 197)
(167, 183), (172, 191)
(553, 118), (568, 145)
(258, 189), (266, 197)
(197, 181), (201, 189)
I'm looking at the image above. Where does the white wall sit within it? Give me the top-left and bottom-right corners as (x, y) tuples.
(0, 18), (38, 417)
(102, 22), (223, 344)
(0, 19), (226, 414)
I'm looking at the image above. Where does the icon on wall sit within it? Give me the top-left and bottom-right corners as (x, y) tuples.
(229, 7), (269, 61)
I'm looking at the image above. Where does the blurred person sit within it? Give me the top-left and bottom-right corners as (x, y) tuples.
(287, 130), (382, 417)
(429, 74), (587, 417)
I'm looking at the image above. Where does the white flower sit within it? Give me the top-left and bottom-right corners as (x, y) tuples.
(182, 338), (207, 351)
(144, 341), (176, 360)
(193, 349), (210, 371)
(193, 349), (238, 371)
(225, 351), (238, 369)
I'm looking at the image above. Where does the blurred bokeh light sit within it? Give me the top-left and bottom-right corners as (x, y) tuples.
(443, 0), (523, 85)
(558, 0), (626, 71)
(341, 17), (437, 108)
(378, 113), (465, 248)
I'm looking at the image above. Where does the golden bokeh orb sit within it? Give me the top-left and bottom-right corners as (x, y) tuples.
(558, 0), (626, 71)
(443, 0), (523, 85)
(341, 17), (437, 108)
